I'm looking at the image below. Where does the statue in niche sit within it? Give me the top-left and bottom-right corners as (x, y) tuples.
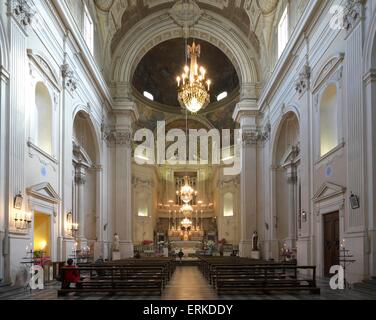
(113, 233), (120, 252)
(252, 231), (259, 251)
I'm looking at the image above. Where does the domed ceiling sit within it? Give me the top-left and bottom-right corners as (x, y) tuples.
(132, 38), (239, 108)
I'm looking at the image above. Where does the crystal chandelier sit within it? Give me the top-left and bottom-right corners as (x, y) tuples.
(177, 176), (197, 204)
(176, 42), (211, 113)
(181, 217), (193, 229)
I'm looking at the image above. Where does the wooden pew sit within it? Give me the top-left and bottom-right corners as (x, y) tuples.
(215, 265), (319, 295)
(58, 258), (175, 297)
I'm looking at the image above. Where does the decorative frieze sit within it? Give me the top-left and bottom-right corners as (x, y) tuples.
(61, 64), (78, 92)
(343, 0), (363, 32)
(9, 0), (35, 27)
(295, 65), (311, 95)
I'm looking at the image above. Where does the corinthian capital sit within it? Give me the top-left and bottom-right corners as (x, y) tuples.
(295, 65), (311, 95)
(242, 123), (271, 146)
(61, 64), (78, 92)
(9, 0), (35, 27)
(344, 0), (363, 32)
(242, 128), (261, 146)
(105, 128), (132, 147)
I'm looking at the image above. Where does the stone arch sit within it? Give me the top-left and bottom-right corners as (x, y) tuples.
(163, 115), (214, 132)
(0, 17), (9, 70)
(72, 104), (101, 163)
(364, 10), (376, 73)
(111, 9), (260, 99)
(270, 111), (300, 258)
(270, 105), (300, 161)
(72, 109), (102, 253)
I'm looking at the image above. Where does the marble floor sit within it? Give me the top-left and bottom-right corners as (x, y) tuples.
(0, 266), (375, 300)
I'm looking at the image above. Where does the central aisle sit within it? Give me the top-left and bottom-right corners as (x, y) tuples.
(162, 266), (217, 300)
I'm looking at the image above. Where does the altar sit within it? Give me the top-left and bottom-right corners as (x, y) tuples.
(170, 240), (203, 256)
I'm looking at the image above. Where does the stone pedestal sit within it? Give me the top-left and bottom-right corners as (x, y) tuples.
(112, 251), (121, 261)
(251, 250), (260, 260)
(119, 241), (134, 259)
(239, 240), (252, 258)
(94, 242), (102, 260)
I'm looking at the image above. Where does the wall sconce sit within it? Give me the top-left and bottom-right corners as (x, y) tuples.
(349, 192), (360, 209)
(14, 211), (32, 230)
(301, 211), (307, 223)
(13, 191), (23, 209)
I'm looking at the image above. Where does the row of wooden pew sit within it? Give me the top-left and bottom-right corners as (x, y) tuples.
(198, 256), (320, 295)
(57, 257), (175, 297)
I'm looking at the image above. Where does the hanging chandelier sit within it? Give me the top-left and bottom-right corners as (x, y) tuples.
(176, 176), (197, 204)
(180, 203), (194, 215)
(181, 217), (193, 229)
(176, 42), (211, 113)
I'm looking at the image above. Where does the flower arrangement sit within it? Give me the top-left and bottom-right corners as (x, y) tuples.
(206, 240), (216, 250)
(33, 251), (51, 267)
(281, 244), (294, 260)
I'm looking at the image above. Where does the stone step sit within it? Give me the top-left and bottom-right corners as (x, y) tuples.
(353, 281), (376, 292)
(0, 284), (25, 298)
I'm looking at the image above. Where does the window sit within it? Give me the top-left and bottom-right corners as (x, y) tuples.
(278, 6), (289, 58)
(35, 82), (52, 154)
(143, 91), (154, 101)
(217, 91), (228, 101)
(137, 193), (149, 217)
(320, 84), (338, 156)
(223, 192), (234, 217)
(83, 5), (94, 54)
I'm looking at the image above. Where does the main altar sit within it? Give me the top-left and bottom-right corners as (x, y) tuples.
(168, 228), (204, 255)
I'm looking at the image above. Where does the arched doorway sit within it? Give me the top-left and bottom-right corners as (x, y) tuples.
(272, 112), (300, 260)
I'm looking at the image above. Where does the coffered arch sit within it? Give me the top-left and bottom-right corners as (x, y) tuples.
(110, 9), (260, 100)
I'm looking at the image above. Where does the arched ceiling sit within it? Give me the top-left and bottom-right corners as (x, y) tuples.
(132, 38), (239, 107)
(94, 0), (279, 57)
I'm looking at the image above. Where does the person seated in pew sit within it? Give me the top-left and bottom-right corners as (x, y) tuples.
(134, 250), (141, 259)
(94, 257), (106, 277)
(178, 249), (184, 262)
(62, 259), (82, 289)
(230, 250), (237, 257)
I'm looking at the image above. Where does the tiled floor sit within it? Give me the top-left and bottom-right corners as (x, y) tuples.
(1, 266), (375, 300)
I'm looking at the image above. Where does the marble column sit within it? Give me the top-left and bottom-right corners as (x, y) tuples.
(285, 165), (297, 248)
(233, 101), (259, 258)
(75, 165), (87, 248)
(343, 0), (366, 282)
(0, 62), (9, 284)
(111, 102), (138, 259)
(7, 0), (34, 284)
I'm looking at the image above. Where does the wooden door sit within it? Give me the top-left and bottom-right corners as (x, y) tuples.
(323, 212), (340, 277)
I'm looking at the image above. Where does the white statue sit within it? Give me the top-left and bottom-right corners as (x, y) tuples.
(113, 233), (120, 252)
(252, 231), (259, 251)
